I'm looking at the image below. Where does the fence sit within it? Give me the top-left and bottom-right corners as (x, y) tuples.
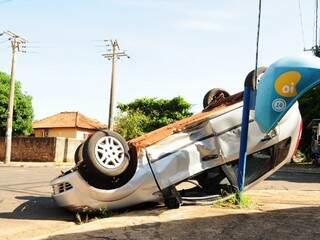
(0, 137), (83, 163)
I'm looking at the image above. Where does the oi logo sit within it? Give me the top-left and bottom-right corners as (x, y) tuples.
(274, 71), (301, 97)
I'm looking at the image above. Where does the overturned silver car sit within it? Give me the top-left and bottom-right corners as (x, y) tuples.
(51, 88), (302, 212)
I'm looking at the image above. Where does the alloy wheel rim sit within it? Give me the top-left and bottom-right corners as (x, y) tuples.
(94, 136), (125, 169)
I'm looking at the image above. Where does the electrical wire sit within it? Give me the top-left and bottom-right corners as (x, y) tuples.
(253, 0), (262, 89)
(298, 0), (306, 50)
(315, 0), (319, 46)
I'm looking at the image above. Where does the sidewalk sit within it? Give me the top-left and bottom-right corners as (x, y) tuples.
(0, 161), (74, 168)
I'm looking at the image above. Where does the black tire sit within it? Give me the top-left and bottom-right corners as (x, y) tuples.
(82, 130), (130, 177)
(165, 198), (181, 209)
(195, 168), (225, 194)
(78, 147), (137, 190)
(74, 143), (84, 164)
(203, 88), (230, 108)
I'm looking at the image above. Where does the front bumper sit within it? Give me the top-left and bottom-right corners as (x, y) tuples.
(51, 167), (160, 211)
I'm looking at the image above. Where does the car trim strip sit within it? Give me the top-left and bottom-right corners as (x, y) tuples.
(150, 119), (254, 163)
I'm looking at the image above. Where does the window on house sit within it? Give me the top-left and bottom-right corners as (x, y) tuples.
(43, 129), (49, 137)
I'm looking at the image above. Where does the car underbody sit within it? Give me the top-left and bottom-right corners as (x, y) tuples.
(51, 90), (302, 212)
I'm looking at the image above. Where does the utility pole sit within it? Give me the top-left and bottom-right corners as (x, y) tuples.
(1, 31), (26, 164)
(102, 40), (129, 130)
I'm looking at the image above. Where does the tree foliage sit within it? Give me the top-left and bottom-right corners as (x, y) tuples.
(298, 85), (320, 155)
(115, 112), (150, 140)
(0, 71), (33, 136)
(115, 96), (192, 140)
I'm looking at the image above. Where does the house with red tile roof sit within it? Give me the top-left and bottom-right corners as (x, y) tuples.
(33, 112), (107, 140)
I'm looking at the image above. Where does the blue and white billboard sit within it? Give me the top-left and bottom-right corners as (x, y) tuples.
(255, 55), (320, 133)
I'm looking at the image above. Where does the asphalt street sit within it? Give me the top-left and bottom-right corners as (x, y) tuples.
(0, 164), (74, 240)
(0, 164), (319, 240)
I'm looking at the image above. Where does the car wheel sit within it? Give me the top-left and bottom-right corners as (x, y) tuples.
(82, 130), (130, 177)
(195, 168), (225, 194)
(203, 88), (230, 108)
(74, 143), (84, 164)
(165, 197), (181, 209)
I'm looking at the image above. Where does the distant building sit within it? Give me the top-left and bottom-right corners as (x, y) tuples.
(33, 112), (106, 140)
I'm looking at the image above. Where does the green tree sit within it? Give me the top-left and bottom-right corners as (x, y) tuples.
(0, 71), (33, 136)
(115, 96), (192, 140)
(115, 112), (150, 140)
(298, 85), (320, 156)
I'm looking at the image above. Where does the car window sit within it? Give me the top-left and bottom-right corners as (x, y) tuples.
(244, 137), (291, 185)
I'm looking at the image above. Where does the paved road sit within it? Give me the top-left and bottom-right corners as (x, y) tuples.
(0, 164), (74, 240)
(0, 164), (319, 240)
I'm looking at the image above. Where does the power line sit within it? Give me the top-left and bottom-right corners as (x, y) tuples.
(298, 0), (306, 50)
(315, 0), (319, 46)
(253, 0), (262, 89)
(312, 0), (320, 57)
(304, 0), (320, 57)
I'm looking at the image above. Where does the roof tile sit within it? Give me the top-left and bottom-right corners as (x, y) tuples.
(33, 112), (107, 130)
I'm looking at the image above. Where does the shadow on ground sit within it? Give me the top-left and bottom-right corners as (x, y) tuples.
(0, 196), (165, 222)
(43, 206), (320, 240)
(267, 170), (320, 183)
(0, 196), (73, 221)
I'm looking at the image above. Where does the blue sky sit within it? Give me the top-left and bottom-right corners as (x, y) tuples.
(0, 0), (316, 123)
